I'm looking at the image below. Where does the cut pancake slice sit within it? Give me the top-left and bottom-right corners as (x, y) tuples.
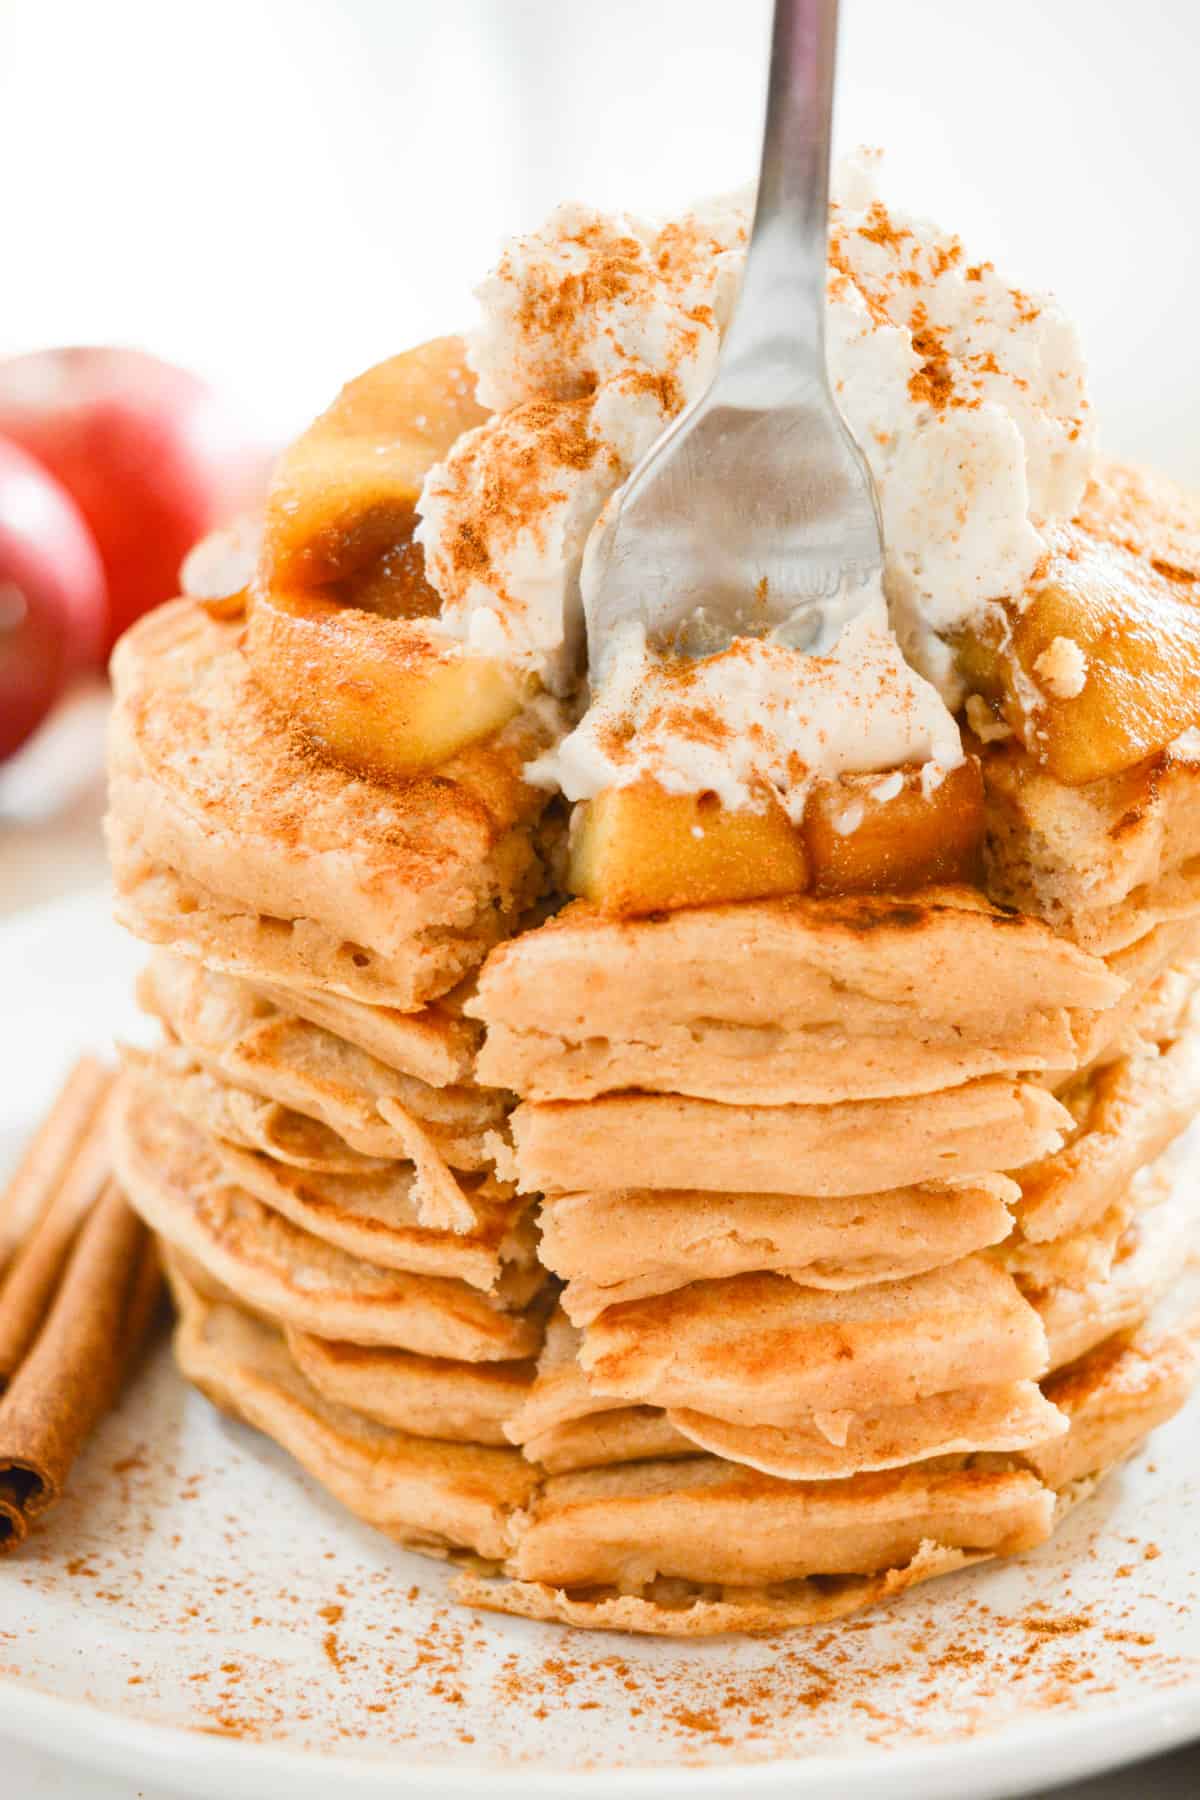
(667, 1381), (1066, 1481)
(504, 1311), (622, 1442)
(541, 1176), (1019, 1324)
(249, 974), (480, 1089)
(522, 1408), (693, 1475)
(579, 1259), (1048, 1425)
(138, 953), (505, 1173)
(111, 850), (466, 1013)
(107, 600), (562, 1003)
(502, 1457), (1054, 1591)
(501, 1311), (697, 1469)
(166, 1260), (538, 1560)
(479, 1018), (1097, 1109)
(122, 1045), (389, 1174)
(1062, 922), (1200, 1078)
(998, 1200), (1131, 1292)
(472, 891), (1122, 1105)
(980, 732), (1200, 955)
(1017, 1020), (1200, 1242)
(114, 1079), (546, 1358)
(513, 1081), (1070, 1198)
(212, 1136), (535, 1293)
(284, 1330), (535, 1445)
(1028, 1192), (1197, 1372)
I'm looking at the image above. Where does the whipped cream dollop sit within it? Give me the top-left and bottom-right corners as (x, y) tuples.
(416, 371), (674, 687)
(416, 152), (1093, 807)
(532, 587), (963, 821)
(416, 196), (749, 683)
(826, 150), (1091, 691)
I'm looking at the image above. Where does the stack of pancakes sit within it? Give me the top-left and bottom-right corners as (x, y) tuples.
(462, 876), (1200, 1630)
(107, 596), (563, 1566)
(106, 587), (1200, 1640)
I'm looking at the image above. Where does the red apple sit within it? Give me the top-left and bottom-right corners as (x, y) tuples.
(0, 347), (265, 659)
(0, 435), (107, 760)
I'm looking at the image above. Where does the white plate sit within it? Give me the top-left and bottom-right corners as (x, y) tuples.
(2, 888), (1199, 1800)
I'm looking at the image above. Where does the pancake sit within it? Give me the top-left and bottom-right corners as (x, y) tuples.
(166, 1261), (538, 1559)
(520, 1407), (694, 1474)
(541, 1176), (1019, 1324)
(121, 1045), (389, 1175)
(1064, 922), (1200, 1076)
(165, 1258), (1052, 1635)
(138, 953), (505, 1173)
(114, 1079), (546, 1359)
(453, 1540), (992, 1637)
(457, 1344), (1187, 1636)
(1021, 1325), (1199, 1489)
(501, 1315), (701, 1471)
(579, 1259), (1048, 1425)
(1028, 1193), (1197, 1371)
(112, 851), (454, 1013)
(982, 737), (1200, 955)
(501, 1457), (1055, 1590)
(212, 1136), (535, 1293)
(107, 600), (561, 1007)
(998, 1200), (1131, 1292)
(472, 890), (1122, 1105)
(1017, 1020), (1200, 1242)
(284, 1330), (535, 1445)
(512, 1080), (1071, 1198)
(667, 1381), (1066, 1481)
(249, 974), (480, 1088)
(504, 1311), (622, 1442)
(128, 1039), (493, 1234)
(160, 1237), (1196, 1640)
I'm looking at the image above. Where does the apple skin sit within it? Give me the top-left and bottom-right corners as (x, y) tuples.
(0, 434), (107, 760)
(0, 347), (264, 659)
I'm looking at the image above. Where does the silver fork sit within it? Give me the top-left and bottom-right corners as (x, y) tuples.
(584, 0), (884, 672)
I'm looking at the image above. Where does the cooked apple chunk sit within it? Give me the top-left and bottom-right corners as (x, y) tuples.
(567, 760), (984, 915)
(803, 759), (984, 895)
(955, 463), (1200, 786)
(260, 336), (486, 607)
(246, 587), (527, 778)
(567, 781), (810, 915)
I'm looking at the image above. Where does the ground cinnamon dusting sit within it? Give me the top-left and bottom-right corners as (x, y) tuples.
(441, 394), (605, 602)
(3, 1347), (1196, 1768)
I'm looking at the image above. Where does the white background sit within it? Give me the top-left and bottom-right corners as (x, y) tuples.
(1, 0), (1197, 480)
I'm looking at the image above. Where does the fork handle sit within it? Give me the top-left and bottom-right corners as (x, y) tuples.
(719, 0), (839, 404)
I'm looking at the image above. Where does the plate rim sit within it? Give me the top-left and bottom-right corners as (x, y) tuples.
(1, 1658), (1199, 1800)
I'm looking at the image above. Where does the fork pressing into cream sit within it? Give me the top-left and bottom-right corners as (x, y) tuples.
(583, 0), (884, 673)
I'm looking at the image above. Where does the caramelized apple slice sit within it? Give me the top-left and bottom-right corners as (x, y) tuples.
(803, 759), (984, 895)
(246, 587), (527, 778)
(955, 520), (1200, 787)
(260, 336), (486, 603)
(568, 781), (809, 915)
(568, 759), (983, 916)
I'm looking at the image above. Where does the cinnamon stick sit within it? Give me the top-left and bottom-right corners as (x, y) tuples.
(0, 1079), (116, 1385)
(0, 1181), (159, 1551)
(0, 1057), (112, 1282)
(122, 1233), (165, 1379)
